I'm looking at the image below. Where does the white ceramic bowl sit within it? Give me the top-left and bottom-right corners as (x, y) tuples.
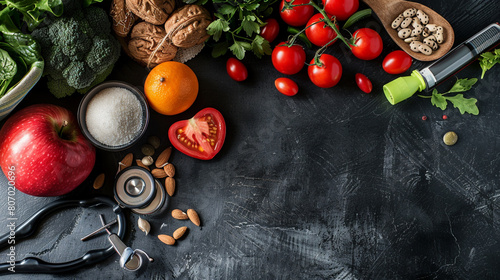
(0, 61), (44, 121)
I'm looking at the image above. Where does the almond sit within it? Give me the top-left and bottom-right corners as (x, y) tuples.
(173, 226), (187, 240)
(165, 177), (175, 196)
(136, 159), (150, 171)
(119, 153), (133, 171)
(158, 234), (175, 245)
(171, 209), (188, 220)
(93, 173), (105, 189)
(151, 168), (167, 178)
(155, 147), (172, 168)
(187, 209), (201, 227)
(163, 163), (175, 177)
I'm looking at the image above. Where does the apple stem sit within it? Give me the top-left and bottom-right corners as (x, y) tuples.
(59, 120), (68, 138)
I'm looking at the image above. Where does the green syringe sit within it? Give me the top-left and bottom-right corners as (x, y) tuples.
(383, 23), (500, 105)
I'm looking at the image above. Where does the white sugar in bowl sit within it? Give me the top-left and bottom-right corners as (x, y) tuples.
(77, 81), (149, 151)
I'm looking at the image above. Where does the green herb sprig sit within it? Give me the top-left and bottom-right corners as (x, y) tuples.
(418, 78), (479, 115)
(478, 48), (500, 79)
(205, 0), (277, 60)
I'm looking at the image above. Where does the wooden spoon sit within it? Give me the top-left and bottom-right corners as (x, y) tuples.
(363, 0), (454, 61)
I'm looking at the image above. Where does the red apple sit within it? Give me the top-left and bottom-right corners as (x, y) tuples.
(0, 104), (96, 196)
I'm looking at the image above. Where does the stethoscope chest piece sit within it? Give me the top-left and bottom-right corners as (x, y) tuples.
(115, 167), (155, 208)
(114, 167), (166, 215)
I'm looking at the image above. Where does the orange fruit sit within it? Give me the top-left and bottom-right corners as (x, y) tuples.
(144, 61), (198, 115)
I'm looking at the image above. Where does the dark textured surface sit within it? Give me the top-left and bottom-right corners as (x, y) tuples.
(1, 0), (500, 279)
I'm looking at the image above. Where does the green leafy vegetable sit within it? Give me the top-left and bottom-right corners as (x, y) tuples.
(0, 48), (16, 80)
(419, 78), (479, 115)
(478, 48), (500, 79)
(203, 0), (277, 59)
(0, 7), (42, 98)
(0, 0), (63, 30)
(82, 0), (104, 7)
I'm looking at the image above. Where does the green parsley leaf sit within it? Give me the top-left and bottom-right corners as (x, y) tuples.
(229, 41), (246, 60)
(212, 41), (229, 58)
(218, 4), (237, 15)
(478, 48), (500, 79)
(207, 19), (230, 42)
(245, 3), (260, 11)
(242, 19), (260, 37)
(251, 35), (271, 59)
(205, 0), (278, 60)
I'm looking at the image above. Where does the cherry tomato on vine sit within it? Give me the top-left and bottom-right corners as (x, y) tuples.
(261, 18), (280, 43)
(308, 54), (342, 88)
(279, 0), (314, 27)
(275, 77), (299, 96)
(305, 13), (339, 47)
(351, 28), (383, 60)
(272, 42), (306, 75)
(226, 58), (248, 82)
(168, 108), (226, 160)
(382, 50), (413, 74)
(322, 0), (359, 21)
(355, 73), (372, 93)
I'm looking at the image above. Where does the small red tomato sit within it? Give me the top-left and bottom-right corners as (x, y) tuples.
(382, 50), (413, 74)
(322, 0), (359, 21)
(275, 77), (298, 96)
(351, 28), (383, 60)
(272, 42), (306, 75)
(261, 18), (280, 43)
(308, 54), (342, 88)
(279, 0), (314, 27)
(355, 73), (372, 93)
(226, 57), (248, 81)
(305, 13), (339, 47)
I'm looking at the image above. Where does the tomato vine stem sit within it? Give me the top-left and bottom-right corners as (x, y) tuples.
(283, 0), (353, 52)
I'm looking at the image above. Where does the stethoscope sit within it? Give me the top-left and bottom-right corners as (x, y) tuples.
(0, 196), (152, 274)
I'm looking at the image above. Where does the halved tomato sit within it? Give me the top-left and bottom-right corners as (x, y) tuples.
(168, 108), (226, 160)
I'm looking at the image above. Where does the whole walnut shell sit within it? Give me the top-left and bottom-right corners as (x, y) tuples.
(126, 0), (175, 25)
(164, 5), (212, 48)
(128, 22), (178, 68)
(110, 0), (136, 37)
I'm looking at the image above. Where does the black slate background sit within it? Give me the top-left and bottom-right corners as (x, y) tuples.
(1, 0), (500, 279)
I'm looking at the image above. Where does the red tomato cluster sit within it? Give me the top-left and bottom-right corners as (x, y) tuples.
(226, 0), (414, 96)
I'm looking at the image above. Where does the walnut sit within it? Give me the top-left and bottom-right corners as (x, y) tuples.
(110, 0), (136, 37)
(128, 22), (178, 68)
(125, 0), (175, 25)
(164, 5), (212, 48)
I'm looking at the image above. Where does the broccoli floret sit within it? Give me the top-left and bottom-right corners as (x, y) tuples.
(62, 61), (95, 89)
(86, 35), (120, 74)
(77, 62), (116, 94)
(85, 6), (111, 36)
(47, 77), (76, 98)
(31, 5), (121, 97)
(46, 45), (70, 73)
(56, 17), (92, 60)
(31, 27), (52, 50)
